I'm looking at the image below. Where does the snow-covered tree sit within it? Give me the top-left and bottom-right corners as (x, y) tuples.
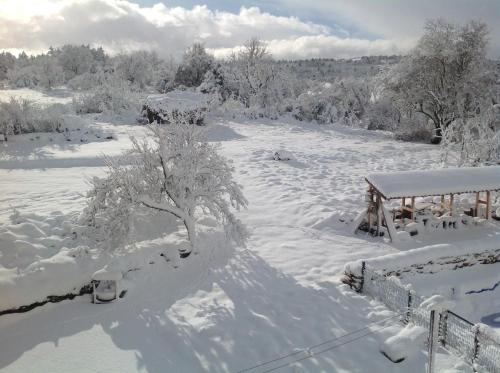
(386, 19), (494, 142)
(220, 38), (299, 117)
(81, 117), (247, 253)
(175, 43), (214, 87)
(56, 45), (95, 80)
(441, 100), (500, 166)
(0, 52), (15, 81)
(114, 51), (161, 89)
(35, 55), (63, 90)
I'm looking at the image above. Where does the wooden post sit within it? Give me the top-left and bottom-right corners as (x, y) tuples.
(411, 197), (415, 220)
(486, 191), (491, 220)
(475, 192), (480, 217)
(375, 193), (381, 236)
(440, 195), (445, 210)
(367, 188), (373, 230)
(427, 309), (438, 373)
(449, 194), (454, 215)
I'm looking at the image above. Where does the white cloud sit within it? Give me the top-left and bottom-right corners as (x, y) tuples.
(0, 0), (415, 59)
(275, 0), (500, 57)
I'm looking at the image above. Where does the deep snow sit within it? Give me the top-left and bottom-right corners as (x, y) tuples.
(0, 90), (496, 372)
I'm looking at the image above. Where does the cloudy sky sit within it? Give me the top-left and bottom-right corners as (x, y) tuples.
(1, 0), (499, 59)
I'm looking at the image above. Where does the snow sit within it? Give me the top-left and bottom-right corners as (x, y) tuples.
(367, 166), (500, 199)
(380, 324), (427, 363)
(0, 89), (487, 372)
(92, 268), (123, 281)
(0, 87), (74, 107)
(145, 91), (210, 112)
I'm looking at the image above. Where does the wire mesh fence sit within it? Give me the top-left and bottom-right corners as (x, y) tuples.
(441, 311), (476, 363)
(360, 262), (500, 373)
(476, 332), (500, 373)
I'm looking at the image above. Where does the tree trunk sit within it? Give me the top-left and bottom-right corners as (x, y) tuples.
(431, 123), (442, 144)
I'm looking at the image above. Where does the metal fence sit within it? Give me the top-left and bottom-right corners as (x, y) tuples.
(360, 263), (500, 373)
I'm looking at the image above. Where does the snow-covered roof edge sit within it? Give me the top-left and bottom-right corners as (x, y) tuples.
(366, 166), (500, 199)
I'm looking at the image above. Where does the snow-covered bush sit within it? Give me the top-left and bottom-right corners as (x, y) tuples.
(67, 71), (107, 91)
(175, 43), (213, 87)
(218, 38), (300, 118)
(293, 78), (371, 126)
(114, 51), (162, 89)
(81, 116), (248, 252)
(393, 118), (434, 142)
(0, 98), (66, 135)
(293, 84), (338, 124)
(441, 102), (500, 166)
(73, 78), (140, 115)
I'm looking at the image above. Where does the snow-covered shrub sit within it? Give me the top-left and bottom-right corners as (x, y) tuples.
(365, 96), (401, 131)
(7, 65), (39, 88)
(81, 116), (247, 252)
(393, 118), (434, 142)
(67, 71), (107, 91)
(441, 103), (500, 166)
(141, 91), (209, 125)
(0, 98), (66, 135)
(217, 39), (300, 118)
(293, 84), (338, 124)
(175, 43), (213, 87)
(73, 78), (140, 115)
(114, 51), (162, 89)
(293, 78), (371, 126)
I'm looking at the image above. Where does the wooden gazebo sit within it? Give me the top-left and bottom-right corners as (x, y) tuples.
(356, 166), (500, 241)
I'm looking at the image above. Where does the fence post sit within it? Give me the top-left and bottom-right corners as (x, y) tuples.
(405, 290), (413, 324)
(358, 261), (366, 293)
(438, 311), (448, 348)
(427, 309), (438, 373)
(472, 325), (480, 364)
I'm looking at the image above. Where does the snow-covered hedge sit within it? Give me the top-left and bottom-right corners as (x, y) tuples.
(0, 98), (67, 135)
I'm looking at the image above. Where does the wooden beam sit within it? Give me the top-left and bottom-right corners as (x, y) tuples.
(375, 193), (381, 236)
(411, 197), (415, 220)
(475, 192), (480, 217)
(486, 191), (491, 220)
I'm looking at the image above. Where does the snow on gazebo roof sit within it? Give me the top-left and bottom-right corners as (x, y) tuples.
(366, 166), (500, 199)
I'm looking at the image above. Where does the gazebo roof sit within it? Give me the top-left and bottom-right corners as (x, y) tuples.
(366, 166), (500, 199)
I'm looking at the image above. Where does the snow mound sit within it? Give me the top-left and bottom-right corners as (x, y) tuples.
(380, 324), (427, 363)
(273, 149), (295, 161)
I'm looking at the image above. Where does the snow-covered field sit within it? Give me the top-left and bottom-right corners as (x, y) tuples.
(1, 89), (498, 372)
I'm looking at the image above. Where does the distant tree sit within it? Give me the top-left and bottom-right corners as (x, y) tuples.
(82, 117), (247, 252)
(0, 52), (16, 81)
(175, 43), (213, 87)
(35, 55), (63, 90)
(386, 19), (494, 143)
(56, 45), (95, 80)
(114, 51), (159, 89)
(219, 38), (298, 116)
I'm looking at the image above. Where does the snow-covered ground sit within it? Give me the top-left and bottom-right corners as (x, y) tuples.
(1, 89), (497, 372)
